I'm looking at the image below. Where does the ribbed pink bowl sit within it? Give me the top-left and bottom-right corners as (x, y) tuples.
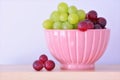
(45, 29), (110, 70)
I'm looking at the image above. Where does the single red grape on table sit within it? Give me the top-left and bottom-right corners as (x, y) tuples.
(33, 60), (43, 71)
(39, 54), (48, 64)
(44, 60), (55, 71)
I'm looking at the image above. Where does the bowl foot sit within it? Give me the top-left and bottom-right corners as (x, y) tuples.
(61, 64), (95, 70)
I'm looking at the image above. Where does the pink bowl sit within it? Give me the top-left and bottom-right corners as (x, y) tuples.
(45, 29), (110, 70)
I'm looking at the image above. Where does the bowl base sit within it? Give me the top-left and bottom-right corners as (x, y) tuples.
(61, 64), (95, 70)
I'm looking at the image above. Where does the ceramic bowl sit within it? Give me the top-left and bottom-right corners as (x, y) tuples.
(45, 29), (110, 70)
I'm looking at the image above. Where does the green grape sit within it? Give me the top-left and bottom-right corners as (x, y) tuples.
(73, 24), (78, 29)
(68, 13), (79, 24)
(60, 12), (68, 22)
(50, 11), (60, 22)
(43, 19), (54, 29)
(68, 6), (77, 14)
(77, 9), (86, 21)
(53, 21), (62, 29)
(58, 2), (68, 13)
(62, 22), (73, 29)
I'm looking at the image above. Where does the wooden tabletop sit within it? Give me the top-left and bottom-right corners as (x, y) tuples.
(0, 65), (120, 80)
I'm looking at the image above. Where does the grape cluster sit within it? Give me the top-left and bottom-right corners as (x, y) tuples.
(43, 2), (107, 31)
(33, 54), (55, 71)
(43, 2), (86, 29)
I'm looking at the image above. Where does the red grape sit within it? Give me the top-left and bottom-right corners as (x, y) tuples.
(33, 60), (43, 71)
(94, 24), (102, 29)
(44, 60), (55, 71)
(78, 19), (94, 31)
(39, 54), (48, 63)
(97, 17), (106, 28)
(87, 10), (97, 22)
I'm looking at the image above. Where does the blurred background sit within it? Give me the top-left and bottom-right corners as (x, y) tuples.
(0, 0), (120, 65)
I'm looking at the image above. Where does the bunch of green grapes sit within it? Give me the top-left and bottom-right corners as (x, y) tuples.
(43, 2), (86, 29)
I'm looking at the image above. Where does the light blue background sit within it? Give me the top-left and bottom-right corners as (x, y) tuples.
(0, 0), (120, 64)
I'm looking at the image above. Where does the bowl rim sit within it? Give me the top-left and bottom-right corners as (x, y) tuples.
(44, 29), (110, 31)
